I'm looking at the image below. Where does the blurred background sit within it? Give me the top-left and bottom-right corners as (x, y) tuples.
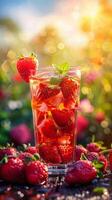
(0, 0), (112, 147)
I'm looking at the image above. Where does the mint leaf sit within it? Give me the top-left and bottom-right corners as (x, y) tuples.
(50, 77), (61, 85)
(55, 63), (70, 75)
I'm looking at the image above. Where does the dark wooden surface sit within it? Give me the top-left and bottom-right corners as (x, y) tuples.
(0, 174), (112, 200)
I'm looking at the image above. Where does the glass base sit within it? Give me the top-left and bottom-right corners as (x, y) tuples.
(48, 164), (67, 176)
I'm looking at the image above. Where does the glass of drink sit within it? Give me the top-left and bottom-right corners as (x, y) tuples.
(30, 66), (81, 175)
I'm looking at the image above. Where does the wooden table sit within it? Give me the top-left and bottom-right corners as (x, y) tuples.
(0, 174), (112, 200)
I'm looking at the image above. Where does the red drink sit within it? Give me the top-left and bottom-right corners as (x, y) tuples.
(30, 67), (80, 174)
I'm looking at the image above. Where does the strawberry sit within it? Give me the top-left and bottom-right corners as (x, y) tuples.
(58, 145), (74, 163)
(25, 160), (48, 185)
(1, 157), (25, 183)
(39, 144), (62, 164)
(18, 152), (34, 162)
(87, 142), (101, 153)
(51, 109), (75, 131)
(38, 119), (58, 138)
(38, 83), (60, 101)
(0, 147), (17, 160)
(75, 145), (87, 161)
(65, 160), (97, 185)
(17, 56), (38, 82)
(60, 77), (78, 99)
(98, 154), (108, 172)
(25, 146), (38, 155)
(108, 150), (112, 171)
(87, 152), (108, 172)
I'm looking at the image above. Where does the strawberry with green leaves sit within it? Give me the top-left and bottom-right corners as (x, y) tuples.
(16, 54), (38, 82)
(0, 146), (17, 160)
(25, 160), (48, 185)
(1, 157), (25, 183)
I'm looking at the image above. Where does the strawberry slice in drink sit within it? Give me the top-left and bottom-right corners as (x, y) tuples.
(58, 145), (74, 164)
(38, 118), (58, 139)
(60, 77), (80, 108)
(39, 144), (62, 164)
(37, 83), (60, 101)
(51, 109), (76, 132)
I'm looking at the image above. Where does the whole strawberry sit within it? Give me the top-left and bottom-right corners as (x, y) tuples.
(87, 142), (101, 153)
(25, 146), (38, 155)
(18, 152), (34, 162)
(0, 147), (17, 160)
(25, 160), (48, 185)
(1, 157), (25, 183)
(17, 55), (38, 82)
(75, 145), (87, 161)
(87, 152), (107, 172)
(65, 160), (97, 185)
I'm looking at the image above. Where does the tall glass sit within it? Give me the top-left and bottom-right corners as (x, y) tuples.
(30, 67), (81, 175)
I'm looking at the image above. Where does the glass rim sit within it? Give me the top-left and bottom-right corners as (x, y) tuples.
(30, 66), (81, 79)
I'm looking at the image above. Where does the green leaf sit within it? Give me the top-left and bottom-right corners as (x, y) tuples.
(50, 77), (61, 85)
(80, 153), (88, 160)
(93, 160), (104, 169)
(55, 63), (70, 75)
(0, 156), (8, 164)
(34, 153), (40, 160)
(93, 187), (106, 194)
(97, 171), (103, 178)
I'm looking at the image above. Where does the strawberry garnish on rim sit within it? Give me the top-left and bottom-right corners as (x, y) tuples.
(16, 54), (38, 82)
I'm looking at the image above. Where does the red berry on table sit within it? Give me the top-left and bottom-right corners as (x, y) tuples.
(0, 147), (17, 160)
(1, 157), (25, 183)
(26, 146), (38, 155)
(25, 160), (48, 185)
(86, 152), (99, 161)
(18, 152), (33, 162)
(39, 144), (62, 164)
(99, 153), (108, 172)
(87, 143), (101, 153)
(58, 145), (74, 163)
(51, 109), (75, 131)
(65, 160), (97, 185)
(75, 145), (87, 161)
(17, 56), (38, 82)
(87, 152), (107, 172)
(38, 119), (58, 138)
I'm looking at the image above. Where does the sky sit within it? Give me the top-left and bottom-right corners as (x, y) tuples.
(0, 0), (57, 16)
(0, 0), (99, 45)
